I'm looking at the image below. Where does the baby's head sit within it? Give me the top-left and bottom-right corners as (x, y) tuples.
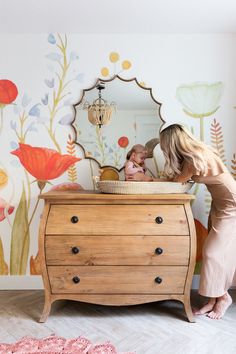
(126, 144), (147, 165)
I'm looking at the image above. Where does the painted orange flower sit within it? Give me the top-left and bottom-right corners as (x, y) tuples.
(11, 143), (81, 181)
(118, 136), (129, 148)
(194, 218), (208, 262)
(0, 79), (18, 104)
(0, 197), (14, 222)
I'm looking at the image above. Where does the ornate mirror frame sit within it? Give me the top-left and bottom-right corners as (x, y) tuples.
(71, 75), (165, 172)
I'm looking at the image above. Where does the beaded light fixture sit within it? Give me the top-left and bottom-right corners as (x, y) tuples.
(83, 83), (116, 128)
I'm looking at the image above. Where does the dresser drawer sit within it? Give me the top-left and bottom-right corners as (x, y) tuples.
(46, 235), (189, 266)
(48, 265), (188, 294)
(46, 205), (189, 235)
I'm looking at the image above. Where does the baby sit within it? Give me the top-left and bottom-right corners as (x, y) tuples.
(125, 144), (153, 181)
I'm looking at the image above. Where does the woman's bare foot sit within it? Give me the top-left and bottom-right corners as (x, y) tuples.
(193, 297), (216, 315)
(207, 292), (232, 319)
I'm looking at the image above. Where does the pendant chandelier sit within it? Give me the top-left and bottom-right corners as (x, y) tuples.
(83, 83), (116, 128)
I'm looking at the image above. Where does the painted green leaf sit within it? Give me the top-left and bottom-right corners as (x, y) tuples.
(0, 237), (8, 275)
(10, 184), (29, 275)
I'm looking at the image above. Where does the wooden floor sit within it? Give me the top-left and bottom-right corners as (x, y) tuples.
(0, 290), (235, 354)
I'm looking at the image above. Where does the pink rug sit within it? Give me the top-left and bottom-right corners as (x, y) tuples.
(0, 335), (135, 354)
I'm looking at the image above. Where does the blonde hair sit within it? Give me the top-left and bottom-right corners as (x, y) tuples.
(160, 124), (215, 178)
(126, 144), (147, 160)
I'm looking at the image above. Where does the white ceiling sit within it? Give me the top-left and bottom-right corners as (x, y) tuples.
(0, 0), (236, 34)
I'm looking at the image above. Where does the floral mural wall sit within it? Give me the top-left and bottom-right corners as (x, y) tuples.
(0, 33), (235, 285)
(176, 81), (236, 273)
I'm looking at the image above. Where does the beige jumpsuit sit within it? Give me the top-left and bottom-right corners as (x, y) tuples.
(191, 152), (236, 297)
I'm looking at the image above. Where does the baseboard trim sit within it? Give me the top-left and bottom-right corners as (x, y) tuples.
(0, 275), (234, 291)
(0, 276), (44, 290)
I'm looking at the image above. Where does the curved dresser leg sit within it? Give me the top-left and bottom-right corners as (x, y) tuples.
(183, 297), (195, 323)
(39, 298), (52, 323)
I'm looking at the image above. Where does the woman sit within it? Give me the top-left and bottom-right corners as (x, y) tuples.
(129, 124), (236, 319)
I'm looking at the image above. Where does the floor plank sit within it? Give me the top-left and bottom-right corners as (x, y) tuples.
(0, 290), (235, 353)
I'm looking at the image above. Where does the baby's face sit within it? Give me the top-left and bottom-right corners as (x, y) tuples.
(133, 151), (146, 164)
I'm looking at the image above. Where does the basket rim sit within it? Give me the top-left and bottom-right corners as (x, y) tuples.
(97, 180), (194, 186)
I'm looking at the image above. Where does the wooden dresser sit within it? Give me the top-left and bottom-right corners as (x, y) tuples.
(38, 191), (196, 322)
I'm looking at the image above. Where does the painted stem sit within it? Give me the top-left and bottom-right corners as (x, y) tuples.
(20, 183), (45, 273)
(200, 117), (204, 141)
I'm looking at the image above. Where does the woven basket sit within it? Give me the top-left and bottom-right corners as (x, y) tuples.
(96, 180), (194, 195)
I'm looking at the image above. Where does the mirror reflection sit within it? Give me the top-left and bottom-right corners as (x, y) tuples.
(73, 76), (164, 171)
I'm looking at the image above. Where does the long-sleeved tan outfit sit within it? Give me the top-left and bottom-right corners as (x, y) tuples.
(190, 150), (236, 297)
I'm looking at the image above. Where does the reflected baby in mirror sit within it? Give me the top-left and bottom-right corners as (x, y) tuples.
(125, 144), (153, 181)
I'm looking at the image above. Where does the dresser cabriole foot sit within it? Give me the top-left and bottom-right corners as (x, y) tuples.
(39, 298), (52, 323)
(183, 297), (195, 323)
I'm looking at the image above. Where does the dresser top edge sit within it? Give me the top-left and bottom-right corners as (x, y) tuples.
(39, 190), (195, 201)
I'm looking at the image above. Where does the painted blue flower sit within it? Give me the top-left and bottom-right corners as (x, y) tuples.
(48, 33), (56, 44)
(41, 93), (49, 105)
(10, 141), (19, 150)
(10, 120), (17, 130)
(29, 104), (41, 117)
(26, 121), (38, 132)
(44, 78), (54, 88)
(22, 94), (31, 108)
(75, 73), (84, 83)
(59, 114), (73, 125)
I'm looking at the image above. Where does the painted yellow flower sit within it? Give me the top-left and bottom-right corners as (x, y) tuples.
(0, 169), (8, 189)
(122, 60), (132, 70)
(109, 52), (120, 63)
(176, 82), (223, 118)
(101, 67), (109, 77)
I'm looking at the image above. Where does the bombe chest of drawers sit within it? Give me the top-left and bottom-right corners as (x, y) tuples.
(38, 191), (196, 322)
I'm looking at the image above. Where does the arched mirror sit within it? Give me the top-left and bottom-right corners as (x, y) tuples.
(72, 75), (165, 171)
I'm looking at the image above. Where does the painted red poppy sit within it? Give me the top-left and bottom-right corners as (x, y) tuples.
(118, 136), (129, 148)
(0, 80), (18, 104)
(11, 143), (81, 181)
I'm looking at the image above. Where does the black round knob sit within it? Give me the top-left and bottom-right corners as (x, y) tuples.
(72, 276), (80, 284)
(155, 216), (163, 224)
(155, 277), (162, 284)
(71, 246), (80, 254)
(155, 247), (163, 255)
(71, 216), (79, 224)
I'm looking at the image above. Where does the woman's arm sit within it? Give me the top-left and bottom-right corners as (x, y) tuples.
(126, 172), (153, 181)
(173, 163), (194, 183)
